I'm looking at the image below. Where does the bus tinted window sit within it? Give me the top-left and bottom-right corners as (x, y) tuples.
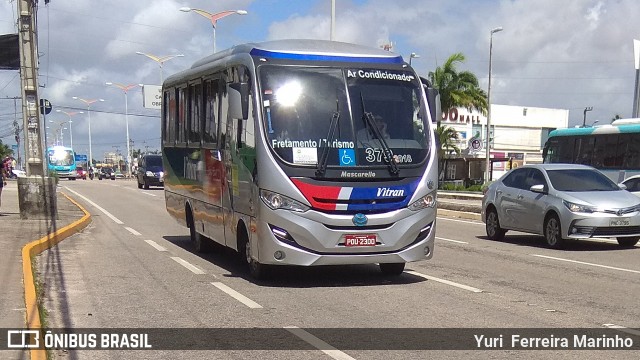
(203, 78), (219, 145)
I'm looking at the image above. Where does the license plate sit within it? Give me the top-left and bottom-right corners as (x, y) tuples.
(344, 234), (377, 247)
(610, 218), (630, 226)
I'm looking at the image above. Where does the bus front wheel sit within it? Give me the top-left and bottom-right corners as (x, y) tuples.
(238, 228), (268, 280)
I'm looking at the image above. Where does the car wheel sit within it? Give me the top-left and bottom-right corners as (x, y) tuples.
(379, 263), (405, 275)
(238, 228), (268, 280)
(544, 214), (564, 249)
(485, 208), (506, 240)
(617, 237), (639, 248)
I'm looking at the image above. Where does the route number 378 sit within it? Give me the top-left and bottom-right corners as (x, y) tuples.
(365, 148), (412, 164)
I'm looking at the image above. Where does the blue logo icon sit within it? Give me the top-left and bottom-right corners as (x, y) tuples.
(339, 149), (355, 166)
(352, 213), (368, 226)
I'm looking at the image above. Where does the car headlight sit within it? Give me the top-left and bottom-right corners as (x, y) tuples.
(408, 191), (437, 211)
(146, 171), (154, 176)
(260, 190), (309, 212)
(563, 200), (597, 213)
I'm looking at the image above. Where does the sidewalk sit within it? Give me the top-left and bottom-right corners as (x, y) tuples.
(0, 179), (85, 359)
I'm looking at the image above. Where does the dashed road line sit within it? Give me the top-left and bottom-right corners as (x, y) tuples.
(531, 254), (640, 274)
(125, 227), (142, 236)
(436, 236), (468, 244)
(211, 282), (262, 309)
(405, 270), (483, 293)
(284, 326), (356, 360)
(171, 257), (205, 275)
(144, 240), (167, 252)
(64, 187), (124, 224)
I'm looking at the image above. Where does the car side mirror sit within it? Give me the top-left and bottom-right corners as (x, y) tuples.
(618, 183), (627, 190)
(530, 184), (546, 193)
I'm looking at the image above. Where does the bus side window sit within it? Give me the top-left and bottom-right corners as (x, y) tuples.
(203, 78), (219, 145)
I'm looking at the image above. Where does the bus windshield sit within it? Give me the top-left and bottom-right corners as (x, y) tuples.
(48, 148), (74, 166)
(259, 65), (429, 169)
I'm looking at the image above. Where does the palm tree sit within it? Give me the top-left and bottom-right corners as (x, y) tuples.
(435, 125), (460, 180)
(428, 52), (488, 128)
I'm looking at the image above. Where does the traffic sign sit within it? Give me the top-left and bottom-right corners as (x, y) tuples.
(469, 138), (482, 152)
(39, 98), (52, 115)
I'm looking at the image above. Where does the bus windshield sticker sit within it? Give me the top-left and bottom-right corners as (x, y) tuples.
(292, 148), (318, 165)
(339, 149), (355, 166)
(346, 69), (415, 83)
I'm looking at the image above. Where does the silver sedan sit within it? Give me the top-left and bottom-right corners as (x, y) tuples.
(482, 164), (640, 248)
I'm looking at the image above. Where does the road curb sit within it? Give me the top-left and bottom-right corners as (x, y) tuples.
(437, 208), (482, 221)
(21, 191), (91, 360)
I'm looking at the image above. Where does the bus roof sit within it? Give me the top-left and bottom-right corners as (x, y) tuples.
(611, 118), (640, 125)
(189, 39), (404, 70)
(549, 123), (640, 137)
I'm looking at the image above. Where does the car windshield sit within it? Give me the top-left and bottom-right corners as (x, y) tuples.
(103, 168), (113, 172)
(547, 169), (620, 192)
(146, 156), (162, 167)
(258, 65), (429, 169)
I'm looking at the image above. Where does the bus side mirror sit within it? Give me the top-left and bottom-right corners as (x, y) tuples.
(426, 87), (441, 124)
(228, 82), (249, 120)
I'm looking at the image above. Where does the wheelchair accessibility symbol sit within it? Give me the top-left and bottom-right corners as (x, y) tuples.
(339, 149), (355, 166)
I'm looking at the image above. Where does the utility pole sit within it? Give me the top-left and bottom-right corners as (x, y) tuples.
(17, 0), (57, 219)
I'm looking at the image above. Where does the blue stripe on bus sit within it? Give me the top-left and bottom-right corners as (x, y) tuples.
(250, 49), (404, 64)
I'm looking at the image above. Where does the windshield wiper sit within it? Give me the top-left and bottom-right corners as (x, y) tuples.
(360, 93), (399, 176)
(316, 104), (340, 177)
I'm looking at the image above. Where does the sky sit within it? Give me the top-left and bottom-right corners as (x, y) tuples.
(1, 0), (639, 162)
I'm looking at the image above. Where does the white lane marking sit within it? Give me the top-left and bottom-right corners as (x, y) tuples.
(284, 326), (356, 360)
(603, 324), (640, 336)
(125, 227), (142, 236)
(531, 254), (640, 274)
(436, 236), (468, 244)
(141, 192), (157, 197)
(144, 240), (167, 252)
(437, 217), (483, 225)
(405, 270), (483, 293)
(170, 257), (205, 275)
(210, 282), (263, 309)
(63, 187), (124, 224)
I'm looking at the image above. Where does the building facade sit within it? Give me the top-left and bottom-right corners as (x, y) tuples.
(439, 104), (569, 184)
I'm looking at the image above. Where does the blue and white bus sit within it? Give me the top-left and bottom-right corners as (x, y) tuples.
(162, 40), (439, 278)
(46, 145), (78, 180)
(543, 119), (640, 182)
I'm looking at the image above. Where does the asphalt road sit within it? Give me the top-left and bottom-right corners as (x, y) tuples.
(34, 179), (640, 359)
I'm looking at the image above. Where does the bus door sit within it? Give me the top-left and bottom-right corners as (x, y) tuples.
(221, 114), (237, 249)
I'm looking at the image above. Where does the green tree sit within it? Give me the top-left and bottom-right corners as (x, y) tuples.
(0, 141), (13, 160)
(435, 125), (460, 180)
(428, 52), (488, 128)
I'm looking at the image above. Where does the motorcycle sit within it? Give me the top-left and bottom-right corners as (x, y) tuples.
(88, 170), (94, 180)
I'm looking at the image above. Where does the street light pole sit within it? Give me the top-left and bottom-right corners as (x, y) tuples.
(73, 97), (104, 169)
(330, 0), (335, 41)
(106, 82), (138, 177)
(582, 106), (593, 127)
(56, 110), (83, 149)
(409, 52), (420, 65)
(135, 52), (184, 84)
(485, 26), (503, 184)
(179, 7), (248, 53)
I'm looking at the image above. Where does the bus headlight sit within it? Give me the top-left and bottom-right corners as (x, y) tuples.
(260, 190), (310, 212)
(408, 192), (437, 211)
